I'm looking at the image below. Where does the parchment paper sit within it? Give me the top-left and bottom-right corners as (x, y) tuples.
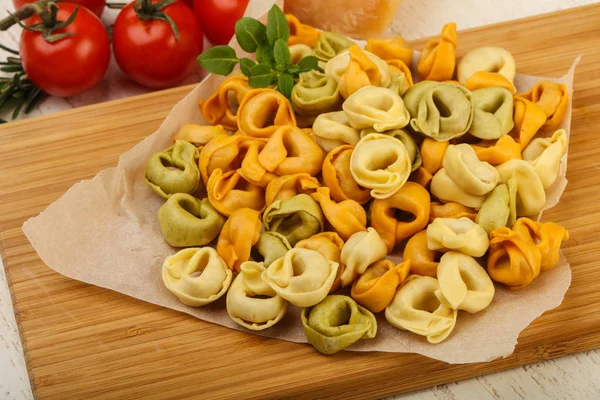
(22, 0), (579, 364)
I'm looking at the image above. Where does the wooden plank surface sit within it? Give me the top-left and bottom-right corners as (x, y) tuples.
(1, 4), (600, 399)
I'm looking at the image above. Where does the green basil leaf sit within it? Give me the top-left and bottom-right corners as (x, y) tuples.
(273, 38), (291, 69)
(235, 18), (267, 53)
(286, 65), (300, 74)
(277, 72), (294, 98)
(256, 42), (275, 67)
(197, 46), (239, 75)
(266, 4), (289, 45)
(297, 55), (319, 71)
(240, 58), (257, 76)
(248, 64), (274, 88)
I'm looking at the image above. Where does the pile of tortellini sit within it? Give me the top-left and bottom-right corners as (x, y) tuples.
(146, 17), (570, 354)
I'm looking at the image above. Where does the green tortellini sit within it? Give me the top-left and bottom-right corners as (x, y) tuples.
(469, 87), (515, 140)
(476, 184), (510, 235)
(158, 193), (226, 247)
(314, 31), (355, 61)
(255, 231), (292, 267)
(361, 127), (422, 172)
(301, 295), (377, 354)
(145, 140), (201, 198)
(263, 193), (324, 246)
(291, 71), (341, 117)
(403, 81), (474, 141)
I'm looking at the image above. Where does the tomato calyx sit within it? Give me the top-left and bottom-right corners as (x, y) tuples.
(133, 0), (180, 41)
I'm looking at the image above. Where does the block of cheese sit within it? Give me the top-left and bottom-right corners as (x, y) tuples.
(284, 0), (403, 39)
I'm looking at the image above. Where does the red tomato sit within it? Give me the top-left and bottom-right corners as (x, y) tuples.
(20, 3), (110, 97)
(193, 0), (249, 45)
(13, 0), (106, 18)
(112, 0), (204, 89)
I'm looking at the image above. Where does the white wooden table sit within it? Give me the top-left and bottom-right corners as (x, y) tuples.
(2, 0), (600, 398)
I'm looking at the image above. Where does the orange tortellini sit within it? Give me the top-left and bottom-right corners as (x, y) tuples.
(199, 76), (252, 130)
(417, 22), (458, 81)
(512, 218), (569, 272)
(515, 81), (568, 132)
(471, 135), (522, 166)
(402, 230), (440, 278)
(511, 97), (547, 149)
(207, 169), (265, 216)
(237, 89), (297, 138)
(311, 187), (367, 241)
(265, 173), (321, 206)
(351, 259), (410, 313)
(286, 14), (320, 47)
(365, 36), (413, 66)
(258, 126), (324, 176)
(321, 145), (372, 204)
(216, 208), (262, 272)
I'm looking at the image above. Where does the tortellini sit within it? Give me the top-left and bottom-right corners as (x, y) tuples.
(350, 133), (412, 199)
(464, 71), (515, 94)
(162, 247), (232, 307)
(421, 138), (448, 175)
(311, 187), (367, 241)
(291, 71), (341, 117)
(158, 194), (225, 247)
(145, 140), (200, 198)
(522, 129), (567, 189)
(198, 76), (252, 130)
(265, 173), (320, 206)
(496, 160), (546, 217)
(365, 36), (413, 66)
(322, 145), (372, 204)
(371, 182), (431, 253)
(351, 259), (410, 313)
(286, 14), (320, 47)
(430, 169), (486, 209)
(476, 184), (510, 235)
(312, 111), (361, 152)
(457, 46), (516, 84)
(403, 81), (474, 141)
(429, 202), (477, 223)
(263, 193), (324, 246)
(487, 226), (542, 289)
(427, 217), (490, 257)
(206, 169), (265, 216)
(442, 144), (500, 196)
(403, 230), (441, 278)
(262, 248), (339, 307)
(302, 295), (377, 354)
(342, 86), (410, 132)
(512, 97), (547, 149)
(386, 60), (414, 95)
(337, 46), (389, 98)
(226, 261), (287, 330)
(512, 218), (569, 272)
(470, 135), (522, 166)
(314, 31), (355, 61)
(385, 275), (458, 344)
(255, 231), (292, 267)
(435, 252), (495, 313)
(360, 127), (422, 172)
(216, 208), (262, 272)
(237, 89), (297, 138)
(515, 81), (568, 131)
(258, 126), (324, 176)
(340, 228), (388, 287)
(295, 232), (346, 293)
(469, 87), (514, 140)
(174, 123), (227, 148)
(289, 44), (316, 64)
(417, 22), (458, 82)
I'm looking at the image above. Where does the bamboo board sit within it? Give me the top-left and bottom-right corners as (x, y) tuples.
(1, 5), (600, 399)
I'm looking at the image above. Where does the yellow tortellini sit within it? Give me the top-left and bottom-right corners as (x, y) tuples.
(226, 261), (288, 330)
(312, 111), (361, 152)
(162, 247), (233, 307)
(342, 86), (410, 132)
(430, 169), (486, 209)
(255, 231), (291, 267)
(291, 71), (341, 117)
(496, 160), (546, 217)
(302, 295), (377, 354)
(262, 248), (339, 307)
(158, 193), (225, 247)
(435, 252), (495, 313)
(427, 217), (490, 257)
(469, 87), (515, 140)
(340, 228), (388, 287)
(289, 44), (315, 64)
(263, 194), (324, 246)
(403, 81), (474, 141)
(385, 275), (458, 344)
(360, 127), (422, 172)
(442, 144), (500, 196)
(457, 46), (516, 84)
(476, 184), (511, 235)
(350, 133), (412, 199)
(145, 140), (200, 198)
(522, 129), (568, 189)
(314, 31), (356, 61)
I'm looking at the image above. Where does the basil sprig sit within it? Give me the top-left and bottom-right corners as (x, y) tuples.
(197, 5), (320, 98)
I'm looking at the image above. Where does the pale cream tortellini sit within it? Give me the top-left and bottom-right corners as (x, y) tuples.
(457, 46), (516, 84)
(162, 247), (233, 307)
(442, 144), (500, 196)
(360, 127), (422, 172)
(496, 160), (546, 217)
(342, 86), (410, 132)
(522, 129), (568, 189)
(385, 275), (458, 344)
(435, 252), (495, 313)
(262, 248), (339, 308)
(430, 169), (486, 209)
(145, 140), (200, 198)
(427, 217), (490, 257)
(350, 133), (412, 199)
(302, 295), (377, 355)
(469, 87), (515, 140)
(226, 261), (288, 330)
(340, 228), (388, 287)
(312, 111), (361, 152)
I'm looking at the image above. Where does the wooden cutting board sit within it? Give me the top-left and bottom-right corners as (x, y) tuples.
(1, 5), (600, 399)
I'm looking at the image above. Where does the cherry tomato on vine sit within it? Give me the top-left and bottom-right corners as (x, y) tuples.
(20, 3), (110, 97)
(13, 0), (106, 18)
(112, 0), (204, 89)
(193, 0), (249, 45)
